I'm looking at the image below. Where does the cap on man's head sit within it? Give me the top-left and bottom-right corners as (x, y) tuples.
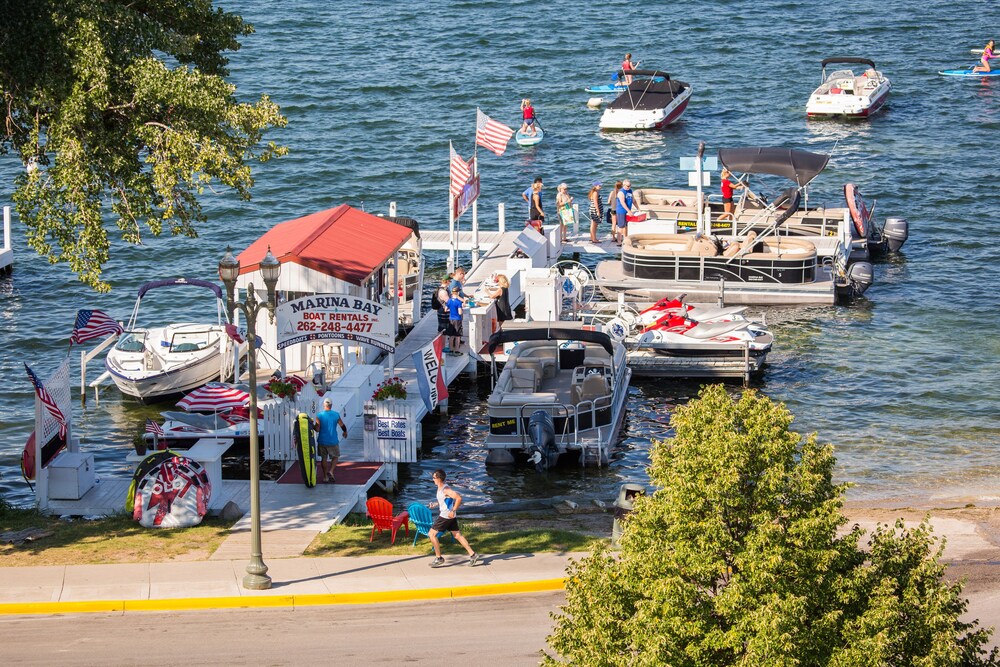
(323, 398), (332, 406)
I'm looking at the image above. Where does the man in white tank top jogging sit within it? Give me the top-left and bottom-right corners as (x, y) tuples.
(428, 469), (481, 567)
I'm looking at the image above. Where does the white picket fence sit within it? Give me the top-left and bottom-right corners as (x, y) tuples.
(362, 399), (421, 463)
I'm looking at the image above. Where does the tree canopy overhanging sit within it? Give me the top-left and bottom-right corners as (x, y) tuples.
(0, 0), (287, 291)
(545, 385), (999, 666)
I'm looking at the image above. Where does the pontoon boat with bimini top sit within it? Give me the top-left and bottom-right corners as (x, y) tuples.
(629, 147), (909, 258)
(105, 278), (245, 401)
(599, 69), (692, 131)
(484, 327), (631, 470)
(806, 57), (890, 118)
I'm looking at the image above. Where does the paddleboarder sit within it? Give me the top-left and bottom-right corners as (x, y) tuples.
(520, 98), (537, 136)
(428, 469), (481, 567)
(314, 398), (348, 483)
(973, 40), (995, 73)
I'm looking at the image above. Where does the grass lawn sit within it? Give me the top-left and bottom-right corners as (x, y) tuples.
(0, 505), (234, 566)
(305, 512), (608, 557)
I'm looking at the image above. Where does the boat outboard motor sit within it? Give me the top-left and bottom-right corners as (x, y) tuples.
(527, 410), (558, 472)
(882, 217), (909, 253)
(846, 261), (874, 295)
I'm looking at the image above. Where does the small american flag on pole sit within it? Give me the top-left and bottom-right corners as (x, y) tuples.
(70, 309), (122, 345)
(475, 108), (514, 156)
(145, 418), (165, 437)
(24, 363), (68, 438)
(449, 142), (471, 198)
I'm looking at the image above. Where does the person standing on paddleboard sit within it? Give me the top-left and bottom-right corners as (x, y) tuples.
(974, 40), (995, 73)
(428, 469), (481, 567)
(314, 398), (348, 483)
(520, 98), (537, 136)
(622, 53), (637, 85)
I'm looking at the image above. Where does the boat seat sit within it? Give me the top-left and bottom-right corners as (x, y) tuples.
(583, 357), (611, 368)
(499, 392), (558, 406)
(573, 374), (610, 404)
(509, 368), (538, 393)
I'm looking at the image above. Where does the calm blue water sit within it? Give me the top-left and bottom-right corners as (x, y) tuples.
(2, 0), (999, 509)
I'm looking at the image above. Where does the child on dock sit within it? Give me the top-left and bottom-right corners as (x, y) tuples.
(445, 287), (464, 356)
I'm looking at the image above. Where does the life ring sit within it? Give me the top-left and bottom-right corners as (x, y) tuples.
(845, 183), (869, 239)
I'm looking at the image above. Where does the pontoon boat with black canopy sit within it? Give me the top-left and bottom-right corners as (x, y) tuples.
(105, 278), (245, 401)
(484, 327), (630, 469)
(599, 69), (692, 130)
(807, 57), (890, 118)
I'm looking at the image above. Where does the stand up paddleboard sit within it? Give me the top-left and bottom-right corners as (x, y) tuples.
(293, 412), (317, 488)
(940, 68), (1000, 77)
(585, 76), (663, 94)
(516, 127), (544, 147)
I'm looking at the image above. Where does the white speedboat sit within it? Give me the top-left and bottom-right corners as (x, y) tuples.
(106, 278), (244, 401)
(806, 57), (890, 118)
(599, 69), (692, 131)
(484, 328), (631, 469)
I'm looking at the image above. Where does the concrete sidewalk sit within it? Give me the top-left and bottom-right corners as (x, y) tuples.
(0, 551), (577, 615)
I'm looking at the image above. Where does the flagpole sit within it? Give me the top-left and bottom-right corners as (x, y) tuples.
(472, 110), (480, 267)
(448, 142), (456, 274)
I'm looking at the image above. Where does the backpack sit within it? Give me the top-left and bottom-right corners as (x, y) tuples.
(431, 289), (443, 311)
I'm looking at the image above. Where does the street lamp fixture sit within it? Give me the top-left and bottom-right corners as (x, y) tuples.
(218, 244), (281, 591)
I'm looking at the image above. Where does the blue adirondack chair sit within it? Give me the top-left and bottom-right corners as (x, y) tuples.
(407, 502), (454, 547)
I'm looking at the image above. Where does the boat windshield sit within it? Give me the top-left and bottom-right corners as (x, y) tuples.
(824, 68), (858, 84)
(168, 330), (215, 353)
(114, 330), (146, 353)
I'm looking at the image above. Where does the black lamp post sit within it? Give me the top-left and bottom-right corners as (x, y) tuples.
(218, 245), (281, 590)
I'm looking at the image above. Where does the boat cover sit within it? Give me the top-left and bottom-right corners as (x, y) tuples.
(821, 57), (876, 69)
(137, 277), (223, 299)
(616, 69), (671, 79)
(387, 216), (420, 239)
(718, 148), (830, 187)
(608, 80), (689, 111)
(487, 327), (615, 356)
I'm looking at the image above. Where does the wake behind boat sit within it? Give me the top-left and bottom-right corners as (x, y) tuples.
(105, 278), (245, 401)
(806, 57), (890, 118)
(599, 69), (692, 131)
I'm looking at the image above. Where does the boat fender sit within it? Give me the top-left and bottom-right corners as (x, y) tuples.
(845, 184), (870, 238)
(772, 188), (802, 225)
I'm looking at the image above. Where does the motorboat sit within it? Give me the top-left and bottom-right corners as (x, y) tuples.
(484, 327), (631, 469)
(629, 147), (909, 259)
(106, 278), (245, 401)
(806, 57), (890, 118)
(599, 69), (692, 131)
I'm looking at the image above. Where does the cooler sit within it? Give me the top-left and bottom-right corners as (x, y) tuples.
(48, 452), (96, 500)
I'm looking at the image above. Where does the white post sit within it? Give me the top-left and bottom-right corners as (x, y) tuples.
(572, 202), (580, 239)
(498, 203), (506, 233)
(695, 157), (704, 235)
(3, 206), (10, 252)
(472, 162), (480, 265)
(448, 193), (456, 274)
(389, 201), (397, 217)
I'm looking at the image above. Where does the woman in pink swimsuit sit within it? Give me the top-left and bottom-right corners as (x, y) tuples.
(973, 40), (995, 73)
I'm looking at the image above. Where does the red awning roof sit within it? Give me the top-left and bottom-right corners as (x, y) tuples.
(237, 204), (414, 286)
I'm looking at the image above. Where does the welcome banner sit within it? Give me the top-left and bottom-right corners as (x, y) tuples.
(412, 334), (448, 412)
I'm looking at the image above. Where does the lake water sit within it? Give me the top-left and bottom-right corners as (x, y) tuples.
(2, 0), (998, 510)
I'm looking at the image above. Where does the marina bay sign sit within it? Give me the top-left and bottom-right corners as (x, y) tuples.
(276, 294), (395, 352)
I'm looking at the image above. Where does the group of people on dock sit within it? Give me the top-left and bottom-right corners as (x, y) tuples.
(432, 266), (512, 355)
(521, 176), (641, 245)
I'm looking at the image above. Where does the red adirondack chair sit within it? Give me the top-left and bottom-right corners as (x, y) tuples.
(366, 497), (409, 544)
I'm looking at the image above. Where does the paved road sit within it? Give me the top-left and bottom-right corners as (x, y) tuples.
(1, 591), (565, 666)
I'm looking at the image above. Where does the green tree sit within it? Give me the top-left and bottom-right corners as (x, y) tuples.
(545, 385), (997, 666)
(0, 0), (287, 291)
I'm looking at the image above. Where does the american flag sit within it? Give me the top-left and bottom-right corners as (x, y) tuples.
(70, 309), (122, 344)
(224, 323), (245, 344)
(24, 363), (68, 438)
(475, 108), (514, 157)
(449, 142), (471, 198)
(145, 418), (165, 436)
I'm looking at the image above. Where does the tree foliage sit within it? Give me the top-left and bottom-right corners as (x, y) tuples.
(0, 0), (287, 291)
(546, 385), (998, 666)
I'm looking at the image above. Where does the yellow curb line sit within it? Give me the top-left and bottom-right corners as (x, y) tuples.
(0, 578), (566, 616)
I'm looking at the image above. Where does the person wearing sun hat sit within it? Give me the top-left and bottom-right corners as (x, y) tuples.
(587, 181), (604, 243)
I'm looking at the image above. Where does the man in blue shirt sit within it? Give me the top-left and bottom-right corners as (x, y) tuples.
(445, 287), (464, 355)
(448, 267), (468, 299)
(522, 176), (543, 219)
(314, 398), (348, 483)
